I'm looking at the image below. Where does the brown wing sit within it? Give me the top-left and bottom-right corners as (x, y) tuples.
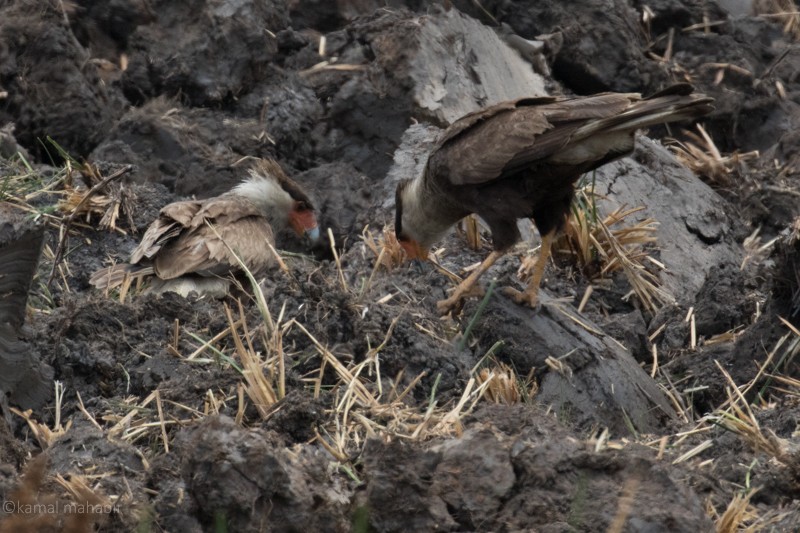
(130, 194), (267, 264)
(129, 200), (203, 264)
(429, 93), (640, 186)
(434, 97), (557, 147)
(151, 198), (276, 280)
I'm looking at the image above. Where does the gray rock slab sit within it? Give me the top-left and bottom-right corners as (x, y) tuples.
(594, 137), (743, 303)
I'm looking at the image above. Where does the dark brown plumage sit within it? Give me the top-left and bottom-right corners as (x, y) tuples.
(395, 84), (714, 314)
(91, 160), (319, 297)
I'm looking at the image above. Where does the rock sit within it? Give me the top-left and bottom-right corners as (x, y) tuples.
(0, 2), (126, 160)
(472, 291), (676, 434)
(667, 12), (795, 153)
(595, 137), (744, 303)
(599, 309), (650, 362)
(693, 265), (754, 338)
(715, 0), (753, 17)
(0, 124), (30, 161)
(311, 7), (545, 180)
(90, 99), (278, 197)
(449, 0), (669, 93)
(290, 162), (377, 256)
(121, 0), (289, 106)
(43, 418), (148, 529)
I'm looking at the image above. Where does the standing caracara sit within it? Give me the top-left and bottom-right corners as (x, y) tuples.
(394, 84), (713, 314)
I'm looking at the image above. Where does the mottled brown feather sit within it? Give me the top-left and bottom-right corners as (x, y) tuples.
(143, 196), (275, 279)
(130, 200), (201, 264)
(129, 195), (274, 270)
(152, 218), (274, 279)
(91, 158), (318, 297)
(396, 84), (714, 313)
(431, 93), (641, 186)
(433, 97), (557, 147)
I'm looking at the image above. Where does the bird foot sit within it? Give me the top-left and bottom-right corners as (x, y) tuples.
(436, 295), (465, 316)
(502, 287), (541, 310)
(436, 285), (485, 316)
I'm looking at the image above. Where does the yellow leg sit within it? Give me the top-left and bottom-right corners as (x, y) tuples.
(437, 250), (504, 316)
(504, 230), (554, 307)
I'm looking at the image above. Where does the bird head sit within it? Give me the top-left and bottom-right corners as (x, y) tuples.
(287, 199), (320, 243)
(395, 179), (429, 261)
(237, 160), (320, 244)
(398, 235), (429, 261)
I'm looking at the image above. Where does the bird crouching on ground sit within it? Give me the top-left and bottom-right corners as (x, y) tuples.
(394, 84), (714, 315)
(90, 160), (320, 298)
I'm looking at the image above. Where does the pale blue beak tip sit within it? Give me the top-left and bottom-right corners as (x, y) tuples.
(306, 226), (320, 243)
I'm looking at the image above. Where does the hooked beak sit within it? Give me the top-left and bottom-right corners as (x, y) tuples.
(305, 225), (320, 244)
(400, 238), (429, 261)
(289, 209), (320, 244)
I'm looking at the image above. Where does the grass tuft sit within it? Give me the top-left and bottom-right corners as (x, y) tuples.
(551, 187), (672, 313)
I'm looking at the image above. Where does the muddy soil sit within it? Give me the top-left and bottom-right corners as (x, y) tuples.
(1, 0), (800, 531)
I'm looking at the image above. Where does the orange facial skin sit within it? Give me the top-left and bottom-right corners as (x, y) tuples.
(289, 206), (319, 242)
(399, 238), (428, 261)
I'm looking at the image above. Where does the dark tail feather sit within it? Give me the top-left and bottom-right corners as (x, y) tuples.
(89, 264), (153, 291)
(574, 85), (713, 139)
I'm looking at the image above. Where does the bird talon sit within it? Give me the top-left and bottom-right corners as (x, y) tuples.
(436, 295), (465, 316)
(502, 287), (541, 310)
(436, 283), (486, 316)
(462, 284), (485, 299)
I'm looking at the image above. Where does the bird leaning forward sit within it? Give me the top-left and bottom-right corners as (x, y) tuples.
(394, 83), (714, 316)
(90, 159), (320, 298)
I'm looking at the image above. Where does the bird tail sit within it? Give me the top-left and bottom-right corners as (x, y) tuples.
(573, 84), (714, 140)
(89, 264), (154, 291)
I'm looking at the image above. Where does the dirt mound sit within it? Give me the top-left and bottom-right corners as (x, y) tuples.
(363, 405), (713, 532)
(0, 2), (127, 161)
(151, 415), (350, 532)
(121, 0), (288, 106)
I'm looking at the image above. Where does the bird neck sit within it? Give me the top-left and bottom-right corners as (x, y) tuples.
(231, 177), (294, 229)
(401, 176), (467, 248)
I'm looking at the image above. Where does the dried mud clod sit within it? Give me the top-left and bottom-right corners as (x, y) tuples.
(149, 415), (350, 532)
(362, 409), (714, 532)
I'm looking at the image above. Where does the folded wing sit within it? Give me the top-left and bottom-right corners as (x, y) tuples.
(429, 86), (712, 188)
(429, 93), (639, 186)
(130, 195), (274, 279)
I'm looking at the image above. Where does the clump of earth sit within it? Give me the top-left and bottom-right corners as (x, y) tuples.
(1, 0), (799, 531)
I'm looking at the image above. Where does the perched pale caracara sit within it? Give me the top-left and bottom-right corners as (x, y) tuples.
(90, 160), (319, 297)
(394, 84), (714, 315)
